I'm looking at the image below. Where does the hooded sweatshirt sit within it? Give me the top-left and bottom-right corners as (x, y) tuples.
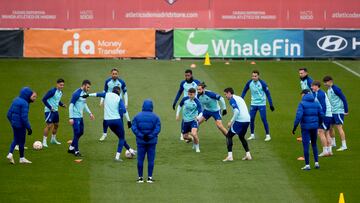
(131, 99), (161, 144)
(7, 87), (33, 129)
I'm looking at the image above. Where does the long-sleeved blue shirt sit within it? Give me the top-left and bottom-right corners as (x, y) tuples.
(327, 85), (348, 114)
(241, 79), (273, 106)
(173, 79), (200, 106)
(42, 87), (64, 112)
(69, 88), (91, 119)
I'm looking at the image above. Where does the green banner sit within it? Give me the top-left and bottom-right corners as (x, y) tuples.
(174, 29), (304, 58)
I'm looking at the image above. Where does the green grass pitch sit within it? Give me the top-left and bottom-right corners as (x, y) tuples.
(0, 59), (359, 202)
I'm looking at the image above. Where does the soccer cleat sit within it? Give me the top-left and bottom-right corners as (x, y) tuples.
(264, 135), (271, 142)
(242, 154), (252, 161)
(50, 139), (61, 145)
(129, 148), (137, 156)
(247, 135), (255, 140)
(68, 149), (75, 154)
(114, 158), (123, 162)
(318, 152), (328, 157)
(314, 162), (320, 169)
(336, 146), (348, 151)
(43, 142), (48, 148)
(147, 177), (154, 183)
(74, 152), (82, 157)
(196, 148), (200, 153)
(180, 133), (184, 141)
(137, 177), (144, 183)
(99, 134), (107, 141)
(19, 158), (32, 164)
(222, 156), (233, 162)
(6, 154), (15, 164)
(301, 165), (311, 170)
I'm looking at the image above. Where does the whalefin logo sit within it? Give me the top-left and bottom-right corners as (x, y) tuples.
(165, 0), (177, 5)
(317, 35), (347, 52)
(186, 31), (208, 56)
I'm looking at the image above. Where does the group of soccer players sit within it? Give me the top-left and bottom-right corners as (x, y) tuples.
(172, 69), (276, 161)
(294, 68), (348, 170)
(5, 66), (349, 173)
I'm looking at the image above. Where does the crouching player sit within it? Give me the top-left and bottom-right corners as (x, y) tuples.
(176, 88), (203, 152)
(83, 86), (136, 160)
(196, 82), (228, 136)
(7, 87), (37, 164)
(223, 88), (252, 161)
(68, 80), (95, 157)
(292, 89), (324, 170)
(132, 99), (161, 183)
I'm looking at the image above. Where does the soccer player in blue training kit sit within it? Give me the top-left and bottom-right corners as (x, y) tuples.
(241, 70), (274, 141)
(299, 68), (313, 91)
(292, 89), (324, 170)
(99, 68), (128, 141)
(84, 86), (136, 160)
(42, 78), (66, 147)
(132, 99), (161, 183)
(176, 88), (203, 152)
(172, 69), (201, 141)
(323, 76), (349, 152)
(68, 80), (95, 157)
(311, 81), (333, 156)
(6, 87), (37, 164)
(196, 82), (228, 136)
(223, 87), (252, 162)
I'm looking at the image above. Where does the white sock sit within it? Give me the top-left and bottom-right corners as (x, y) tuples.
(7, 153), (13, 157)
(246, 151), (251, 156)
(323, 147), (327, 153)
(251, 134), (255, 137)
(332, 137), (336, 145)
(329, 146), (333, 153)
(69, 146), (74, 150)
(341, 140), (347, 148)
(20, 157), (25, 161)
(51, 134), (56, 139)
(228, 152), (233, 157)
(43, 136), (47, 143)
(305, 164), (310, 167)
(115, 152), (121, 159)
(196, 144), (199, 150)
(103, 133), (107, 136)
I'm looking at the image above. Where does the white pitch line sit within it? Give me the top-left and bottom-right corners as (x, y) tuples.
(333, 61), (360, 78)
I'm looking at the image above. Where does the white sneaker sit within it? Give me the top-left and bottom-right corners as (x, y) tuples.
(180, 133), (184, 141)
(19, 158), (32, 164)
(314, 162), (320, 169)
(336, 146), (348, 151)
(222, 156), (233, 162)
(242, 153), (252, 161)
(318, 151), (328, 157)
(247, 135), (255, 140)
(6, 154), (14, 164)
(301, 165), (311, 170)
(129, 148), (137, 156)
(99, 134), (107, 141)
(264, 135), (271, 142)
(43, 142), (48, 148)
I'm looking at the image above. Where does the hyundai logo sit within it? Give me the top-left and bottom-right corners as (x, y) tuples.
(317, 35), (347, 52)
